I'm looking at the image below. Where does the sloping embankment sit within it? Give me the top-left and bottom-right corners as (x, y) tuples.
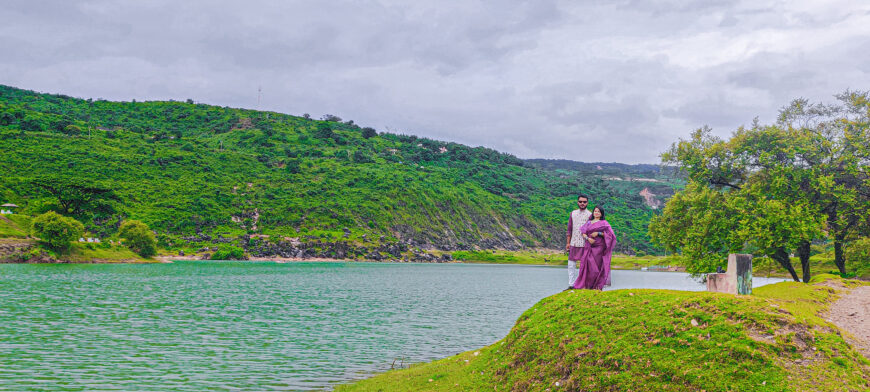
(338, 275), (870, 391)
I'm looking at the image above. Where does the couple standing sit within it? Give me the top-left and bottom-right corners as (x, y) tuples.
(565, 194), (616, 290)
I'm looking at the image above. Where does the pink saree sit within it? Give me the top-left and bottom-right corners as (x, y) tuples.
(572, 219), (616, 290)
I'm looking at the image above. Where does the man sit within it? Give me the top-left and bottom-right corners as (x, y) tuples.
(565, 194), (592, 289)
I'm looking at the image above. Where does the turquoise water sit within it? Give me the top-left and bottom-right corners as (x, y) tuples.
(0, 262), (784, 390)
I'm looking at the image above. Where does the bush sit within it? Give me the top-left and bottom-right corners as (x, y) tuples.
(31, 211), (84, 251)
(62, 125), (82, 136)
(353, 149), (374, 163)
(285, 159), (301, 174)
(210, 245), (247, 260)
(313, 123), (334, 139)
(845, 237), (870, 276)
(118, 220), (158, 258)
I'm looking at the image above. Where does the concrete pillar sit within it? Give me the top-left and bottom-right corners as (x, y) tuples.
(706, 253), (753, 295)
(730, 253), (752, 295)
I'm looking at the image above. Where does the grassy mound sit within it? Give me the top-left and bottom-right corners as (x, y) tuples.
(338, 276), (869, 391)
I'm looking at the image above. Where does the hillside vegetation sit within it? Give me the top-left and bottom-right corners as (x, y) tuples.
(338, 276), (870, 391)
(0, 85), (669, 258)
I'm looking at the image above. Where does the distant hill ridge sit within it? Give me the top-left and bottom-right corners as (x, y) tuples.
(0, 85), (676, 257)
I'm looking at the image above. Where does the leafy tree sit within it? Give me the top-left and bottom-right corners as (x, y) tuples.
(31, 211), (84, 251)
(0, 112), (14, 126)
(361, 127), (378, 139)
(844, 237), (870, 277)
(19, 116), (46, 132)
(654, 92), (870, 281)
(285, 159), (301, 174)
(773, 91), (870, 274)
(30, 177), (119, 220)
(353, 148), (374, 163)
(649, 182), (740, 275)
(313, 122), (333, 139)
(63, 125), (82, 136)
(118, 220), (157, 257)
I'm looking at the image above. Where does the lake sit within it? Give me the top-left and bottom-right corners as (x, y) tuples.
(0, 261), (785, 391)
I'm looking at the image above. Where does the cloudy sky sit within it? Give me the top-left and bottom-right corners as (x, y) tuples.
(2, 1), (868, 163)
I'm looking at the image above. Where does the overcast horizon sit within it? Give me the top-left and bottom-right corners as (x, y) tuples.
(2, 1), (869, 164)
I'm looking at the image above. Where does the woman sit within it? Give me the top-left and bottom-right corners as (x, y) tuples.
(572, 206), (616, 290)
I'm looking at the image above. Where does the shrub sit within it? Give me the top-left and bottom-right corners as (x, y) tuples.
(313, 123), (334, 139)
(285, 159), (301, 174)
(118, 220), (158, 258)
(31, 211), (84, 251)
(353, 149), (374, 163)
(63, 125), (82, 136)
(210, 245), (247, 260)
(845, 237), (870, 275)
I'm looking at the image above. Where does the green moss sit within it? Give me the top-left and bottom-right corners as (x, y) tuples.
(338, 278), (870, 391)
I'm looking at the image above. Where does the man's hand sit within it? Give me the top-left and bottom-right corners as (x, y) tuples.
(565, 243), (570, 252)
(587, 238), (595, 245)
(589, 232), (599, 238)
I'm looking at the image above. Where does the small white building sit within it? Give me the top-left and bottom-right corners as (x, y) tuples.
(1, 203), (18, 214)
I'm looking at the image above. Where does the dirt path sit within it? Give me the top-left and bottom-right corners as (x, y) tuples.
(826, 285), (870, 359)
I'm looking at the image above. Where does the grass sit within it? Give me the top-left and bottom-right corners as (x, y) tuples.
(753, 254), (870, 281)
(449, 249), (569, 265)
(0, 213), (149, 263)
(0, 214), (30, 238)
(449, 250), (687, 270)
(337, 276), (870, 391)
(61, 242), (150, 263)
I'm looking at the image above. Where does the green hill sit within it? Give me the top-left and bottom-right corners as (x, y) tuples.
(0, 85), (664, 258)
(338, 276), (870, 391)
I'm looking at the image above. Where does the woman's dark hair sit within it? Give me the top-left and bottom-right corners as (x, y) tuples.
(591, 206), (605, 220)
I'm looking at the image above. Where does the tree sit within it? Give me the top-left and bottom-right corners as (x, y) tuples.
(653, 92), (870, 281)
(285, 159), (301, 174)
(19, 116), (46, 132)
(649, 182), (742, 275)
(353, 148), (374, 163)
(63, 125), (82, 136)
(118, 220), (157, 258)
(844, 237), (870, 277)
(0, 112), (15, 126)
(30, 177), (119, 220)
(31, 211), (84, 251)
(774, 91), (870, 274)
(361, 127), (378, 139)
(313, 122), (334, 139)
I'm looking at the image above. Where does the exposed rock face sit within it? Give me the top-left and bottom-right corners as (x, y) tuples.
(208, 235), (462, 262)
(0, 241), (56, 263)
(639, 187), (662, 209)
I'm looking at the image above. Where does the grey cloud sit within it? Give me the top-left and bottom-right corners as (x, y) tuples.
(1, 0), (869, 163)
